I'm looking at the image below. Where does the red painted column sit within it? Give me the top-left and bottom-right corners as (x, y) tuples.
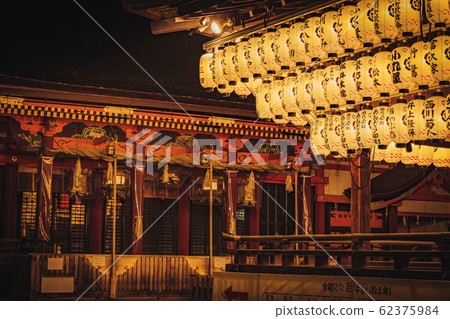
(177, 180), (190, 255)
(224, 170), (238, 250)
(313, 168), (325, 234)
(2, 163), (18, 241)
(248, 184), (260, 249)
(131, 165), (144, 255)
(89, 170), (104, 254)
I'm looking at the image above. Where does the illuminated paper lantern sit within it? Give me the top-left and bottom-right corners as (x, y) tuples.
(395, 0), (421, 36)
(406, 96), (428, 142)
(261, 29), (281, 74)
(255, 79), (274, 120)
(391, 45), (418, 93)
(373, 50), (397, 97)
(222, 42), (239, 85)
(385, 141), (402, 164)
(248, 75), (262, 97)
(234, 80), (252, 99)
(417, 145), (434, 166)
(355, 55), (380, 101)
(311, 115), (330, 156)
(410, 41), (437, 89)
(288, 112), (308, 127)
(211, 46), (227, 88)
(310, 68), (329, 111)
(425, 92), (449, 141)
(281, 73), (298, 115)
(372, 102), (392, 147)
(270, 76), (289, 125)
(246, 34), (267, 77)
(354, 0), (381, 46)
(320, 11), (344, 57)
(356, 107), (375, 149)
(295, 69), (314, 114)
(389, 98), (410, 147)
(430, 34), (450, 85)
(374, 0), (400, 42)
(341, 110), (359, 153)
(340, 59), (362, 104)
(217, 84), (234, 97)
(373, 145), (386, 162)
(323, 65), (346, 109)
(401, 143), (419, 166)
(275, 24), (295, 70)
(304, 15), (324, 60)
(199, 53), (216, 92)
(289, 19), (312, 67)
(425, 0), (450, 27)
(235, 38), (253, 82)
(324, 112), (344, 156)
(337, 4), (363, 52)
(433, 147), (450, 167)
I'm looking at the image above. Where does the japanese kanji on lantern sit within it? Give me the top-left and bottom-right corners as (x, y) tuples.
(433, 147), (450, 167)
(222, 42), (240, 86)
(289, 19), (312, 67)
(320, 10), (344, 58)
(310, 67), (329, 111)
(275, 24), (295, 71)
(341, 109), (359, 154)
(389, 98), (410, 147)
(374, 0), (400, 42)
(289, 112), (308, 127)
(295, 69), (315, 114)
(304, 14), (324, 61)
(235, 38), (252, 82)
(281, 72), (298, 116)
(373, 49), (397, 97)
(356, 105), (375, 149)
(234, 80), (252, 99)
(248, 75), (262, 97)
(324, 112), (344, 156)
(425, 92), (449, 142)
(401, 143), (419, 166)
(211, 46), (227, 88)
(340, 58), (362, 105)
(410, 41), (437, 89)
(337, 3), (363, 52)
(417, 145), (434, 166)
(430, 33), (450, 85)
(255, 79), (274, 120)
(261, 29), (281, 74)
(246, 34), (267, 77)
(372, 101), (392, 148)
(323, 64), (346, 110)
(406, 95), (428, 143)
(199, 52), (216, 92)
(355, 54), (380, 101)
(391, 44), (417, 94)
(425, 0), (450, 28)
(270, 76), (289, 125)
(395, 0), (421, 37)
(373, 145), (386, 162)
(354, 0), (381, 47)
(385, 141), (402, 164)
(311, 114), (330, 156)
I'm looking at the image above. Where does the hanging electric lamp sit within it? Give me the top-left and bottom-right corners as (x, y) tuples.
(311, 114), (330, 157)
(341, 108), (359, 154)
(433, 147), (450, 167)
(385, 141), (402, 164)
(234, 80), (252, 100)
(310, 67), (329, 112)
(391, 44), (418, 94)
(425, 92), (449, 142)
(320, 10), (345, 58)
(410, 40), (437, 89)
(211, 46), (228, 89)
(395, 0), (422, 37)
(199, 53), (216, 92)
(323, 64), (346, 110)
(406, 95), (428, 143)
(275, 24), (295, 70)
(261, 28), (281, 74)
(354, 0), (381, 47)
(374, 0), (400, 42)
(222, 42), (239, 86)
(340, 57), (362, 105)
(373, 49), (397, 97)
(389, 98), (410, 147)
(356, 105), (375, 149)
(255, 79), (274, 120)
(295, 68), (315, 114)
(289, 19), (312, 68)
(304, 14), (324, 61)
(425, 0), (450, 28)
(281, 72), (299, 116)
(430, 33), (450, 85)
(337, 3), (363, 53)
(355, 53), (380, 101)
(324, 111), (344, 156)
(270, 76), (289, 125)
(372, 101), (392, 148)
(235, 38), (253, 82)
(246, 33), (267, 77)
(400, 143), (419, 166)
(417, 145), (434, 166)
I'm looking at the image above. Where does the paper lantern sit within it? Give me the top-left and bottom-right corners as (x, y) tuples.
(385, 142), (402, 164)
(255, 79), (274, 120)
(295, 69), (314, 114)
(354, 0), (381, 46)
(372, 102), (392, 147)
(281, 73), (298, 115)
(391, 45), (418, 93)
(324, 112), (344, 155)
(410, 41), (437, 89)
(337, 4), (363, 52)
(320, 11), (345, 57)
(288, 112), (308, 127)
(373, 145), (386, 162)
(311, 115), (330, 156)
(355, 55), (380, 101)
(374, 0), (400, 42)
(341, 110), (359, 153)
(323, 65), (346, 109)
(430, 34), (450, 85)
(217, 84), (234, 97)
(395, 0), (421, 36)
(211, 47), (227, 88)
(222, 42), (239, 85)
(199, 53), (216, 92)
(356, 107), (375, 149)
(270, 76), (289, 125)
(246, 34), (267, 77)
(373, 50), (397, 97)
(340, 59), (361, 104)
(248, 75), (262, 97)
(275, 24), (295, 70)
(425, 0), (450, 27)
(310, 68), (329, 111)
(417, 145), (434, 166)
(433, 147), (450, 167)
(389, 98), (410, 147)
(289, 19), (312, 67)
(425, 92), (449, 141)
(235, 38), (253, 82)
(304, 15), (324, 60)
(406, 96), (428, 142)
(261, 29), (281, 74)
(401, 143), (419, 166)
(234, 80), (252, 99)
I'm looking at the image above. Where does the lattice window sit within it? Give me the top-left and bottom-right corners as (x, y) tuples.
(103, 199), (131, 254)
(189, 204), (222, 256)
(70, 200), (87, 253)
(236, 208), (248, 236)
(19, 191), (37, 239)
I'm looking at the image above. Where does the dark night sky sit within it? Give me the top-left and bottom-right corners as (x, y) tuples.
(0, 0), (245, 102)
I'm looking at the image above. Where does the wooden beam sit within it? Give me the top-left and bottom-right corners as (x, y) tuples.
(350, 149), (371, 234)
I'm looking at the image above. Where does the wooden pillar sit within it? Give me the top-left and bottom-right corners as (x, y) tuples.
(177, 180), (190, 255)
(89, 170), (104, 254)
(301, 176), (312, 235)
(389, 205), (398, 233)
(131, 165), (144, 255)
(248, 185), (260, 250)
(224, 170), (238, 250)
(2, 163), (18, 240)
(314, 168), (325, 234)
(350, 149), (371, 234)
